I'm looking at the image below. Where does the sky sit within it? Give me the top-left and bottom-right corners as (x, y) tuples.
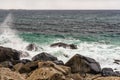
(0, 0), (120, 10)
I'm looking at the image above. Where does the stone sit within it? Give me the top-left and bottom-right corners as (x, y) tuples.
(65, 54), (101, 74)
(50, 42), (77, 49)
(26, 43), (38, 51)
(102, 68), (120, 77)
(13, 61), (39, 73)
(0, 61), (13, 68)
(0, 67), (25, 80)
(53, 60), (64, 65)
(20, 51), (30, 57)
(0, 46), (20, 62)
(38, 61), (70, 75)
(27, 61), (70, 80)
(32, 52), (58, 61)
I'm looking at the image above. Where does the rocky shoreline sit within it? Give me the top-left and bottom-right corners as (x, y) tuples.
(0, 43), (120, 80)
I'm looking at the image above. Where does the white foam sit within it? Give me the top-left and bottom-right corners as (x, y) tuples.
(0, 14), (120, 71)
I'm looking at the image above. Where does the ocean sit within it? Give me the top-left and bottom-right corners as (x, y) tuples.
(0, 10), (120, 70)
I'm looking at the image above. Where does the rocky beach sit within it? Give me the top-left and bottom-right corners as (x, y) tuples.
(0, 10), (120, 80)
(0, 45), (120, 80)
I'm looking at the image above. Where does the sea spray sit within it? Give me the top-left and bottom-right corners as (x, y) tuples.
(0, 13), (28, 50)
(0, 13), (120, 71)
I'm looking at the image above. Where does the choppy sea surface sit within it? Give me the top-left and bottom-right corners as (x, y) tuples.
(0, 10), (120, 70)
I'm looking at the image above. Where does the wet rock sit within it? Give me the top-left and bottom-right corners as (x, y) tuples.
(0, 67), (25, 80)
(113, 59), (120, 65)
(102, 68), (120, 77)
(65, 54), (101, 74)
(20, 51), (30, 57)
(0, 61), (13, 68)
(50, 42), (77, 49)
(101, 68), (114, 76)
(53, 60), (64, 65)
(69, 44), (77, 49)
(20, 59), (31, 64)
(0, 46), (21, 62)
(32, 52), (58, 61)
(26, 43), (38, 51)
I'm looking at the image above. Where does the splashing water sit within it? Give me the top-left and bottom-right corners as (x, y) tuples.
(0, 14), (120, 71)
(0, 13), (28, 50)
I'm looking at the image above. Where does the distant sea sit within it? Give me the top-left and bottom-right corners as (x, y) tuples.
(0, 10), (120, 70)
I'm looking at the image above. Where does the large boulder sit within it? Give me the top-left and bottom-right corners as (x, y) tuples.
(32, 52), (58, 61)
(65, 54), (101, 74)
(0, 46), (20, 62)
(27, 61), (71, 80)
(50, 42), (77, 49)
(0, 67), (25, 80)
(13, 60), (39, 73)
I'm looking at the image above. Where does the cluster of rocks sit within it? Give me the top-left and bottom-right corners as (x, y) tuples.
(0, 44), (120, 80)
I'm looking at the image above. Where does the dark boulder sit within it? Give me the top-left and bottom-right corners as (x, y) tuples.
(19, 51), (30, 57)
(53, 60), (64, 65)
(0, 46), (20, 62)
(50, 42), (77, 49)
(65, 54), (101, 74)
(0, 61), (13, 68)
(32, 52), (58, 61)
(26, 43), (38, 51)
(13, 60), (39, 73)
(20, 59), (31, 64)
(102, 68), (120, 77)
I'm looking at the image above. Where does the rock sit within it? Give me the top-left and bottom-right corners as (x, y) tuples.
(113, 59), (120, 65)
(32, 52), (58, 61)
(0, 61), (13, 68)
(38, 61), (70, 75)
(27, 61), (70, 80)
(0, 67), (25, 80)
(102, 68), (120, 77)
(20, 59), (31, 64)
(65, 54), (101, 74)
(53, 60), (64, 65)
(67, 73), (83, 80)
(69, 44), (77, 49)
(50, 42), (77, 49)
(101, 68), (114, 76)
(27, 67), (65, 80)
(13, 61), (39, 73)
(20, 51), (30, 57)
(26, 43), (38, 51)
(0, 46), (20, 62)
(13, 63), (25, 73)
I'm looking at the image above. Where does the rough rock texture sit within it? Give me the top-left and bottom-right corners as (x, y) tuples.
(0, 61), (13, 68)
(65, 54), (101, 74)
(27, 61), (71, 80)
(0, 46), (20, 62)
(14, 60), (39, 73)
(0, 67), (25, 80)
(50, 42), (77, 49)
(102, 68), (120, 77)
(32, 52), (58, 61)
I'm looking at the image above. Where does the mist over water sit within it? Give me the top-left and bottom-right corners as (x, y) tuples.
(0, 11), (120, 71)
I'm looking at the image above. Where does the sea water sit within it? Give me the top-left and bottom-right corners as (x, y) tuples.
(0, 10), (120, 71)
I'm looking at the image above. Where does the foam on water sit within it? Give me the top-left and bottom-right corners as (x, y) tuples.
(0, 14), (120, 71)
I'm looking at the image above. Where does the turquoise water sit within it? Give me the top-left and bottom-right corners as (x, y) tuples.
(19, 32), (120, 45)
